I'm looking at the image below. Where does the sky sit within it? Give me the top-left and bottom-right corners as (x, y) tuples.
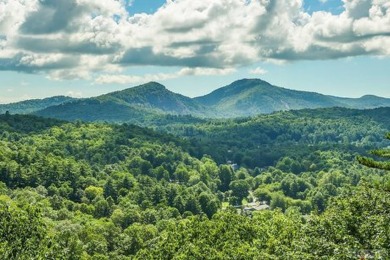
(0, 0), (389, 103)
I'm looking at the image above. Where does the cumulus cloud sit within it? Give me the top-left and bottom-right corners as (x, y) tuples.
(0, 0), (389, 81)
(67, 90), (83, 98)
(95, 67), (235, 84)
(249, 67), (268, 75)
(95, 72), (179, 85)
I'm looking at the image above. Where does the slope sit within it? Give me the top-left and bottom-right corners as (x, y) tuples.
(35, 82), (209, 122)
(27, 79), (390, 121)
(98, 81), (208, 115)
(195, 79), (390, 117)
(0, 96), (75, 114)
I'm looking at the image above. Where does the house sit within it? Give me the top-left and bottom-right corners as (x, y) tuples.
(243, 201), (270, 213)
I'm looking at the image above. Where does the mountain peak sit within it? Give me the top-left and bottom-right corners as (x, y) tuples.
(194, 78), (275, 107)
(142, 81), (166, 88)
(90, 81), (207, 116)
(14, 78), (390, 121)
(133, 81), (167, 91)
(226, 78), (274, 92)
(231, 78), (271, 86)
(359, 94), (382, 100)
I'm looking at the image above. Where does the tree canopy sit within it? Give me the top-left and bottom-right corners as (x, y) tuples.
(0, 110), (389, 259)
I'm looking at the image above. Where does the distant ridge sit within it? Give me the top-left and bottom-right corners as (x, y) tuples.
(35, 82), (209, 122)
(195, 79), (390, 117)
(0, 96), (75, 114)
(2, 79), (389, 121)
(97, 82), (207, 115)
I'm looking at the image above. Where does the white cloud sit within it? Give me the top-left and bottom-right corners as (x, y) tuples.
(178, 67), (236, 76)
(20, 81), (29, 86)
(0, 0), (38, 35)
(0, 94), (33, 104)
(249, 67), (268, 75)
(66, 91), (83, 98)
(95, 67), (235, 84)
(95, 72), (178, 85)
(0, 0), (389, 80)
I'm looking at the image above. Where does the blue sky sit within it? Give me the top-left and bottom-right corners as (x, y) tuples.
(126, 0), (167, 15)
(0, 0), (389, 103)
(304, 0), (344, 15)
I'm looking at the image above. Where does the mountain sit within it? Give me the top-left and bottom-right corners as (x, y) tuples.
(35, 98), (155, 123)
(35, 82), (209, 122)
(0, 96), (75, 114)
(195, 79), (337, 116)
(97, 82), (207, 115)
(195, 79), (390, 117)
(11, 79), (389, 122)
(333, 94), (390, 109)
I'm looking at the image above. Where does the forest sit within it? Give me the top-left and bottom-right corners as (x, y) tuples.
(0, 108), (389, 259)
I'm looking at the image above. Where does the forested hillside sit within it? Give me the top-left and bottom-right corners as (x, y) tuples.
(153, 107), (390, 168)
(0, 112), (389, 259)
(194, 79), (390, 117)
(34, 82), (209, 122)
(0, 96), (75, 115)
(23, 79), (390, 121)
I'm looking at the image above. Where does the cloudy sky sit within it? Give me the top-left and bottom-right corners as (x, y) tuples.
(1, 0), (389, 103)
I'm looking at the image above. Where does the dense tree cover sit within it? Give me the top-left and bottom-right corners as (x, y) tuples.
(194, 78), (390, 117)
(1, 181), (388, 259)
(156, 107), (390, 168)
(0, 114), (225, 258)
(0, 112), (389, 258)
(134, 182), (390, 259)
(0, 96), (75, 115)
(34, 82), (210, 123)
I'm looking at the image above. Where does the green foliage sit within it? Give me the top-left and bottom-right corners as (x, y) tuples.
(162, 107), (390, 169)
(195, 79), (390, 117)
(135, 209), (303, 259)
(229, 180), (250, 205)
(0, 96), (75, 114)
(19, 79), (390, 123)
(218, 164), (235, 192)
(0, 114), (226, 257)
(358, 133), (390, 170)
(34, 82), (209, 122)
(0, 110), (389, 258)
(297, 183), (390, 259)
(0, 197), (64, 259)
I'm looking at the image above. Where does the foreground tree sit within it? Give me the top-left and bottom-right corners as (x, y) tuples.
(358, 133), (390, 170)
(0, 197), (67, 259)
(297, 182), (390, 259)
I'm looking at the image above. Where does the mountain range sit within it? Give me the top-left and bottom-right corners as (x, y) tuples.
(194, 79), (390, 116)
(0, 96), (75, 115)
(1, 79), (389, 121)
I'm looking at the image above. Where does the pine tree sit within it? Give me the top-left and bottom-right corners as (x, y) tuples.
(358, 133), (390, 170)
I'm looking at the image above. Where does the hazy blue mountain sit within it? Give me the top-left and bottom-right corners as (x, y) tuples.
(195, 79), (390, 117)
(35, 99), (157, 123)
(35, 82), (209, 122)
(332, 95), (390, 109)
(0, 96), (75, 114)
